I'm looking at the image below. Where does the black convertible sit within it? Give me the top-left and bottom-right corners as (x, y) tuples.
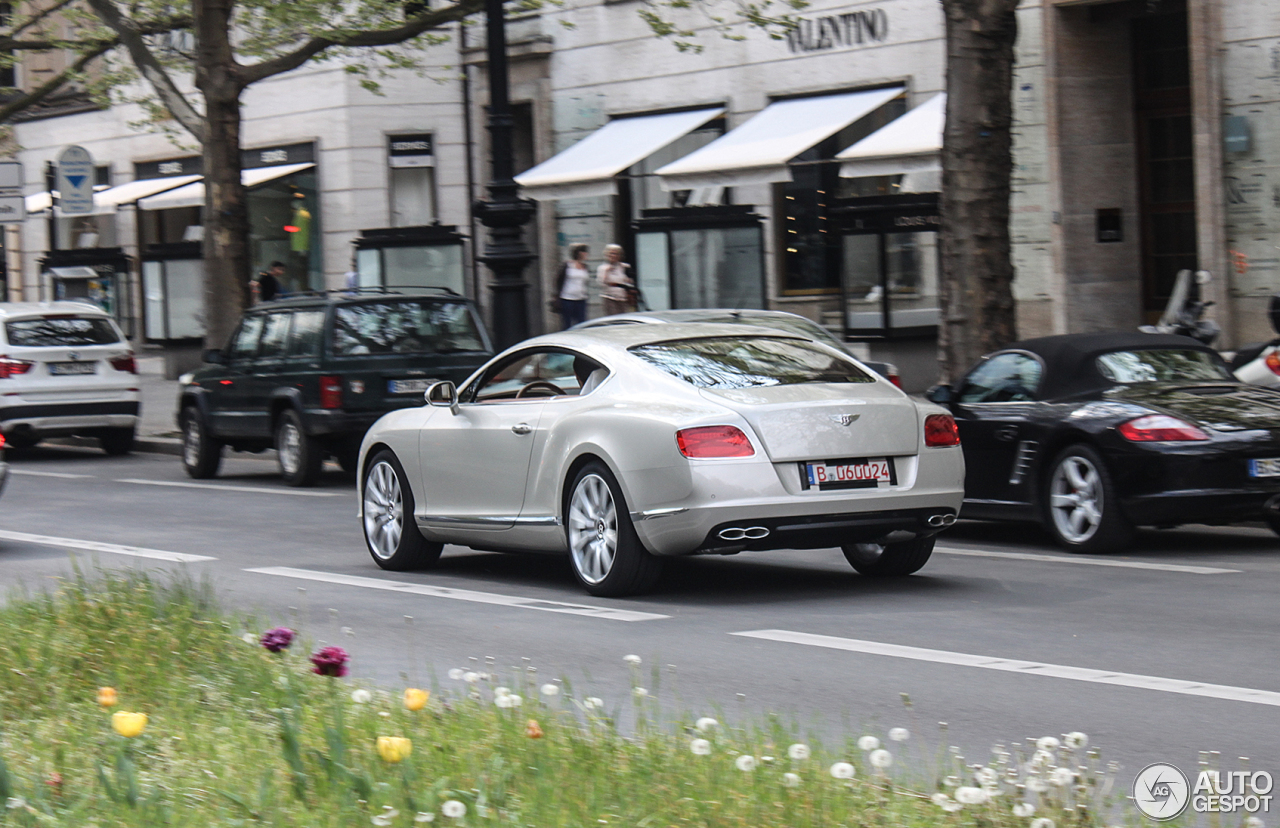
(927, 333), (1280, 552)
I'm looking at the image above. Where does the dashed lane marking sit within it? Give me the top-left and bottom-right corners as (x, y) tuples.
(936, 546), (1240, 574)
(115, 478), (344, 497)
(9, 469), (96, 479)
(0, 529), (216, 562)
(731, 629), (1280, 707)
(247, 566), (670, 622)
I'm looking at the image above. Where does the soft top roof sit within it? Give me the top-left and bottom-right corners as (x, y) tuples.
(996, 332), (1225, 399)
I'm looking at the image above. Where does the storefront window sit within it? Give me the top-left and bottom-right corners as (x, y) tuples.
(837, 195), (941, 337)
(248, 169), (320, 293)
(142, 257), (204, 340)
(633, 207), (764, 311)
(391, 167), (436, 226)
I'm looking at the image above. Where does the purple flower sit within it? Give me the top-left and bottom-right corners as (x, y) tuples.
(260, 627), (295, 653)
(311, 646), (349, 677)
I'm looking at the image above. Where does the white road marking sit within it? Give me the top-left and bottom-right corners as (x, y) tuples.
(248, 566), (670, 622)
(116, 478), (344, 497)
(8, 469), (96, 479)
(936, 545), (1239, 574)
(0, 529), (215, 563)
(732, 629), (1280, 707)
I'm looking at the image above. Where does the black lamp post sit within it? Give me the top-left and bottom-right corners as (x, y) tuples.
(474, 0), (535, 349)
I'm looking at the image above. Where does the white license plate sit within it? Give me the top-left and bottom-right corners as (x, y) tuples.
(1248, 458), (1280, 478)
(388, 378), (432, 395)
(805, 457), (895, 490)
(49, 362), (96, 376)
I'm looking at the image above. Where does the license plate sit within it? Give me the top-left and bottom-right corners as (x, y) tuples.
(803, 457), (896, 490)
(49, 362), (96, 376)
(1248, 458), (1280, 478)
(388, 378), (432, 395)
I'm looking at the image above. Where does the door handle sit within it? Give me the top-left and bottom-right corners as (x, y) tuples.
(995, 425), (1019, 442)
(512, 423), (532, 435)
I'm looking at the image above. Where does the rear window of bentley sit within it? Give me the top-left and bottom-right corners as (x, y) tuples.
(5, 316), (120, 347)
(331, 300), (484, 356)
(631, 337), (872, 389)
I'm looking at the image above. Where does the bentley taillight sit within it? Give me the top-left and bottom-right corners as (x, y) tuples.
(924, 414), (960, 447)
(1266, 351), (1280, 377)
(676, 425), (755, 458)
(1118, 414), (1209, 442)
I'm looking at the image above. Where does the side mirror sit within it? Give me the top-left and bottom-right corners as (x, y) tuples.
(925, 384), (953, 405)
(202, 348), (225, 364)
(425, 380), (459, 415)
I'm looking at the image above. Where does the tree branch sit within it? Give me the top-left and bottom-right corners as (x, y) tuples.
(239, 0), (485, 86)
(0, 41), (111, 123)
(5, 0), (80, 40)
(84, 0), (204, 141)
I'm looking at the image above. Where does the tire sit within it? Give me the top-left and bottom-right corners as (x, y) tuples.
(4, 432), (38, 450)
(362, 449), (442, 571)
(275, 409), (323, 487)
(565, 461), (662, 597)
(1043, 444), (1133, 554)
(181, 408), (223, 479)
(842, 535), (936, 576)
(99, 427), (135, 456)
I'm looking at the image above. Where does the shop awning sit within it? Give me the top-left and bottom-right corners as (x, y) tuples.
(25, 185), (112, 215)
(95, 175), (203, 210)
(838, 93), (945, 178)
(137, 163), (315, 210)
(655, 86), (903, 191)
(514, 107), (724, 200)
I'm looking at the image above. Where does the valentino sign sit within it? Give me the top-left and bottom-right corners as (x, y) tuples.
(785, 9), (889, 53)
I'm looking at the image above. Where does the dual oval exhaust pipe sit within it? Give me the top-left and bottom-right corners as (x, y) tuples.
(926, 513), (957, 528)
(717, 526), (770, 541)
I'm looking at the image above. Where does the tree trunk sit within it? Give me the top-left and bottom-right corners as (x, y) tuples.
(193, 0), (247, 349)
(938, 0), (1020, 382)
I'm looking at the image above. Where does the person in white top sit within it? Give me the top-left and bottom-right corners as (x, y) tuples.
(597, 244), (637, 317)
(553, 243), (591, 329)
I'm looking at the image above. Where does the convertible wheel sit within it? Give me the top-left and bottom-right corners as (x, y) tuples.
(566, 462), (662, 597)
(362, 450), (442, 571)
(842, 536), (936, 576)
(276, 409), (322, 487)
(1045, 444), (1133, 553)
(181, 408), (223, 478)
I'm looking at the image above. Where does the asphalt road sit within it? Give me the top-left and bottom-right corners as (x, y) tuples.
(3, 443), (1279, 789)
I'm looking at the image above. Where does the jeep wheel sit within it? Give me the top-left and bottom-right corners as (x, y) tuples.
(276, 409), (322, 487)
(181, 408), (223, 478)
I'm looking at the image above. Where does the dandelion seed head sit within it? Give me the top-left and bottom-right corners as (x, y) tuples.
(857, 735), (880, 751)
(441, 800), (466, 819)
(975, 768), (999, 786)
(1013, 802), (1036, 818)
(1026, 777), (1049, 793)
(783, 772), (801, 787)
(1063, 732), (1088, 750)
(889, 727), (910, 742)
(955, 786), (989, 805)
(448, 668), (464, 681)
(415, 813), (435, 823)
(1244, 818), (1264, 828)
(623, 654), (642, 665)
(690, 738), (712, 756)
(463, 671), (479, 684)
(1030, 818), (1055, 828)
(351, 689), (373, 704)
(495, 695), (515, 709)
(931, 793), (952, 808)
(695, 717), (718, 732)
(1036, 736), (1060, 751)
(241, 633), (257, 645)
(735, 755), (757, 772)
(869, 749), (893, 769)
(1049, 768), (1074, 787)
(587, 696), (603, 709)
(633, 687), (649, 698)
(830, 762), (856, 779)
(788, 743), (811, 760)
(540, 683), (560, 697)
(378, 711), (391, 718)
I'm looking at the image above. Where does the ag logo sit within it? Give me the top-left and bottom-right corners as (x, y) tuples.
(1133, 763), (1191, 820)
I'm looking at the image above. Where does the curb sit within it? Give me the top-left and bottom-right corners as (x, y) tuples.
(47, 436), (184, 457)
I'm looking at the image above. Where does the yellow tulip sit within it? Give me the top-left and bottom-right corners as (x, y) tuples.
(403, 688), (429, 711)
(111, 711), (148, 738)
(376, 736), (412, 764)
(96, 687), (118, 708)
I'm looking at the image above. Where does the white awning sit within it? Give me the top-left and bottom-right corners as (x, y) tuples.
(137, 163), (315, 210)
(838, 93), (945, 178)
(514, 108), (724, 200)
(25, 184), (111, 216)
(95, 175), (203, 210)
(655, 87), (903, 191)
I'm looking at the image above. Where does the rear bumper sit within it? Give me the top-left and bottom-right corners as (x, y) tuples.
(299, 408), (384, 438)
(0, 400), (139, 437)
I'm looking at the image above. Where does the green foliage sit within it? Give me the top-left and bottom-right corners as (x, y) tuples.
(0, 570), (1134, 827)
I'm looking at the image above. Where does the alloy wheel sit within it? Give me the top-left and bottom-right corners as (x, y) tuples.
(278, 422), (302, 475)
(1049, 455), (1103, 543)
(568, 473), (617, 584)
(363, 461), (404, 560)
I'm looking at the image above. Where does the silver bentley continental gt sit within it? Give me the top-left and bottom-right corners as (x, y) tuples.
(358, 324), (965, 596)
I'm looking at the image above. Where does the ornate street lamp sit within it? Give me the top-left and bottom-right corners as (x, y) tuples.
(474, 0), (535, 349)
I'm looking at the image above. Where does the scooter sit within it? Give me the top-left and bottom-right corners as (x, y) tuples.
(1229, 293), (1280, 388)
(1138, 269), (1221, 346)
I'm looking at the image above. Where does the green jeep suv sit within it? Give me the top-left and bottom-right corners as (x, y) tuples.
(177, 290), (493, 486)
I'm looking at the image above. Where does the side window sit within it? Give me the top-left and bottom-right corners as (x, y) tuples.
(287, 310), (325, 358)
(958, 353), (1042, 403)
(468, 350), (604, 402)
(258, 313), (293, 359)
(228, 316), (265, 360)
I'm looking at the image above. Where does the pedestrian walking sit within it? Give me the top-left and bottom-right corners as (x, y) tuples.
(597, 244), (636, 316)
(552, 243), (591, 329)
(251, 261), (284, 303)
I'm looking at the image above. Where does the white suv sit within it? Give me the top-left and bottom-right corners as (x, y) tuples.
(0, 302), (140, 454)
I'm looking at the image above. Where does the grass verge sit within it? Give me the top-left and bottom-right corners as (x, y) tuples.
(0, 569), (1128, 827)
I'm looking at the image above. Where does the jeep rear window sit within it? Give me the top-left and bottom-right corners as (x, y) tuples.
(331, 300), (484, 356)
(631, 336), (872, 389)
(5, 316), (120, 347)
